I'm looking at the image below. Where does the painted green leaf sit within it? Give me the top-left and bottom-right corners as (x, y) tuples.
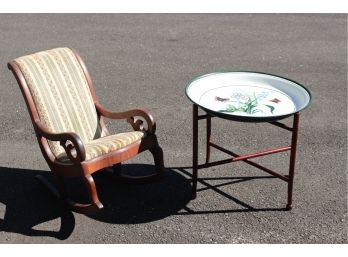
(225, 105), (237, 112)
(265, 105), (275, 114)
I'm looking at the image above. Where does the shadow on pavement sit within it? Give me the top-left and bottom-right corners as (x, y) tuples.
(0, 163), (287, 240)
(0, 164), (192, 238)
(0, 167), (75, 240)
(173, 167), (288, 214)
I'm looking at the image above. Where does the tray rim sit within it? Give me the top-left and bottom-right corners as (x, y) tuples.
(185, 70), (312, 122)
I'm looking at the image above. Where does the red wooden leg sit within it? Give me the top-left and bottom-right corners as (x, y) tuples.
(286, 113), (300, 210)
(192, 104), (199, 199)
(206, 115), (211, 164)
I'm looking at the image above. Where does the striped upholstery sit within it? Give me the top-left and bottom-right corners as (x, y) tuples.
(57, 131), (144, 162)
(15, 47), (104, 157)
(14, 47), (142, 160)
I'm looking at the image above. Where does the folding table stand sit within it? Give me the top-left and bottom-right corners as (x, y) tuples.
(192, 104), (300, 210)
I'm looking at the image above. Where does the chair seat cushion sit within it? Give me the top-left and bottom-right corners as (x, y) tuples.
(57, 131), (144, 163)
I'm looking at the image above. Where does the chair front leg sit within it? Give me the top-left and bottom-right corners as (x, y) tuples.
(36, 169), (103, 214)
(82, 174), (103, 212)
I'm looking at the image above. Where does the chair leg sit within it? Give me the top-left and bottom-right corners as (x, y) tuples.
(149, 143), (165, 176)
(36, 172), (103, 215)
(81, 174), (104, 213)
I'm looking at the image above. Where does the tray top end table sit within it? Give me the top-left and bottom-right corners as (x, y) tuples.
(185, 71), (311, 210)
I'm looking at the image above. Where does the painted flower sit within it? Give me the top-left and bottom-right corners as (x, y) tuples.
(256, 91), (270, 100)
(231, 93), (248, 101)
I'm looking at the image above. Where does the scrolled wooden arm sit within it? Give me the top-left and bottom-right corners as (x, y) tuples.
(95, 102), (156, 134)
(34, 120), (86, 163)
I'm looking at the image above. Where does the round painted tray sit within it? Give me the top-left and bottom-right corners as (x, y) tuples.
(185, 71), (311, 122)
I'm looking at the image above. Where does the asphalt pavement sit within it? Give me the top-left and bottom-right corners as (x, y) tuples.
(0, 14), (346, 243)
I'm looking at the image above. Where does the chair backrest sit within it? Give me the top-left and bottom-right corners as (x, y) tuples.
(13, 47), (103, 157)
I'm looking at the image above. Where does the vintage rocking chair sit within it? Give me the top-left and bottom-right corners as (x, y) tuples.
(8, 47), (165, 214)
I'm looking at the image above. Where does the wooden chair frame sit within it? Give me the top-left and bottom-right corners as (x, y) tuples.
(8, 49), (165, 214)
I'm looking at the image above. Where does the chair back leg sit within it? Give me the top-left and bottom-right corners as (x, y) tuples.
(149, 135), (165, 176)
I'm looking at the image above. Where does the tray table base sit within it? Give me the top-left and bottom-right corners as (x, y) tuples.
(192, 104), (300, 210)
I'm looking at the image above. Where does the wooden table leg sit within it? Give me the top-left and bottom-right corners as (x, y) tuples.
(192, 104), (199, 199)
(286, 113), (300, 210)
(206, 114), (211, 164)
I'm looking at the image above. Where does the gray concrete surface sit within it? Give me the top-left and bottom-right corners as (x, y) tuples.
(0, 14), (346, 243)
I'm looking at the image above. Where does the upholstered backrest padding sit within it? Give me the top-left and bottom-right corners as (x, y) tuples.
(15, 47), (103, 157)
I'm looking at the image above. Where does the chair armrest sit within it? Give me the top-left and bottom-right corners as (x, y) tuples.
(95, 102), (156, 134)
(34, 120), (86, 163)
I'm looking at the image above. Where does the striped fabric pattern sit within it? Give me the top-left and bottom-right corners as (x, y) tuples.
(14, 47), (104, 157)
(57, 131), (144, 162)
